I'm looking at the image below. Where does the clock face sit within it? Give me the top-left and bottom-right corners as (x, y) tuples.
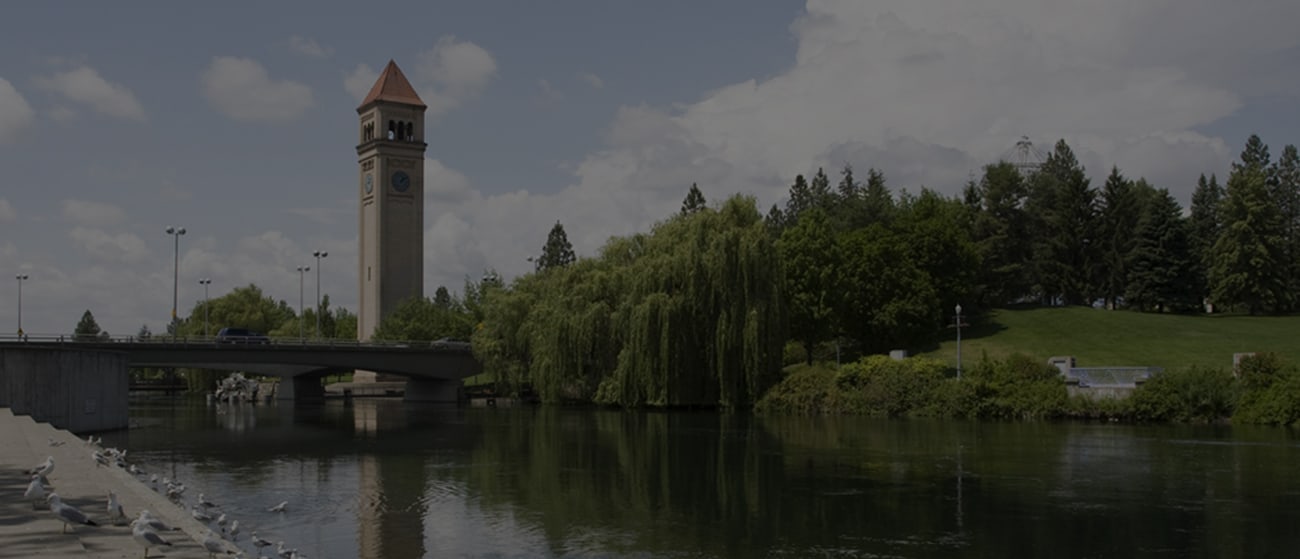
(391, 171), (411, 193)
(364, 173), (374, 194)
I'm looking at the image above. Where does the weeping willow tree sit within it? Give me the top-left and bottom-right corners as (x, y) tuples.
(474, 195), (785, 407)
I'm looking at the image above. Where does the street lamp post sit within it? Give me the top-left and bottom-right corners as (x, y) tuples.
(165, 226), (187, 334)
(198, 278), (212, 337)
(955, 303), (963, 379)
(296, 265), (311, 340)
(312, 250), (328, 338)
(16, 274), (29, 336)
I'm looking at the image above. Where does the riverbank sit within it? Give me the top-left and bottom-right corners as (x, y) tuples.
(0, 407), (235, 558)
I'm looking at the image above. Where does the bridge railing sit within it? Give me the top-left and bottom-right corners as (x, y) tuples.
(0, 333), (472, 351)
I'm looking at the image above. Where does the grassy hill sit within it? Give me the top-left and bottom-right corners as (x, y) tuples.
(916, 306), (1300, 372)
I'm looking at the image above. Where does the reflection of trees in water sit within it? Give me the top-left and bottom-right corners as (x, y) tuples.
(456, 413), (1300, 558)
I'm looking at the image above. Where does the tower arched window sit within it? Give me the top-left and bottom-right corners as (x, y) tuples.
(387, 120), (396, 140)
(398, 121), (407, 141)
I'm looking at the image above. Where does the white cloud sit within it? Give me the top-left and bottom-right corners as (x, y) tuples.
(0, 199), (15, 221)
(413, 36), (498, 116)
(33, 66), (145, 120)
(0, 78), (35, 142)
(68, 227), (150, 263)
(289, 35), (331, 58)
(61, 199), (127, 227)
(201, 56), (314, 121)
(424, 158), (475, 204)
(286, 206), (348, 224)
(343, 63), (378, 101)
(537, 79), (562, 102)
(48, 106), (76, 122)
(412, 0), (1300, 295)
(580, 72), (604, 89)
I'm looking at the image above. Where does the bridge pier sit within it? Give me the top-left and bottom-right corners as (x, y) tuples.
(404, 378), (462, 403)
(276, 376), (326, 402)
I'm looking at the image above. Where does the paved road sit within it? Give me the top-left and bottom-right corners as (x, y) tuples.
(0, 408), (235, 558)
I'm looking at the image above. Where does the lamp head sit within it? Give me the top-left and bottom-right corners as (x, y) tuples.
(955, 304), (962, 314)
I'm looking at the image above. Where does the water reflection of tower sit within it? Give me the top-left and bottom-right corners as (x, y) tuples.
(355, 400), (428, 559)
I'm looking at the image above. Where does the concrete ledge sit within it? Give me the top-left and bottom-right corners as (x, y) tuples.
(0, 407), (231, 557)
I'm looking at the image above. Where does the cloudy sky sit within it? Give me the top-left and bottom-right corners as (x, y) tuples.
(2, 1), (1298, 337)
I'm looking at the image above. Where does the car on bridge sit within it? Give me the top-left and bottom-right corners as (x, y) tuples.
(215, 327), (271, 345)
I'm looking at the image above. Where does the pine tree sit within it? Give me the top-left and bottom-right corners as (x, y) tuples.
(1210, 136), (1287, 314)
(809, 167), (834, 210)
(680, 183), (706, 215)
(75, 310), (105, 342)
(535, 222), (577, 272)
(1125, 189), (1194, 312)
(1097, 167), (1141, 309)
(1271, 145), (1300, 311)
(433, 286), (452, 308)
(1188, 173), (1224, 309)
(1027, 139), (1098, 305)
(861, 168), (894, 227)
(783, 174), (813, 225)
(972, 162), (1031, 305)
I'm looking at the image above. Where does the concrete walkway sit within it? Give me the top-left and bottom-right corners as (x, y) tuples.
(0, 407), (237, 558)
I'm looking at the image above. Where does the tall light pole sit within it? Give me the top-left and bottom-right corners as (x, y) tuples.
(165, 226), (186, 334)
(955, 303), (963, 379)
(16, 274), (29, 336)
(198, 278), (212, 337)
(296, 265), (311, 340)
(312, 250), (328, 338)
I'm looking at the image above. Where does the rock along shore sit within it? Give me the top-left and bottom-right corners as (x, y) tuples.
(0, 406), (238, 558)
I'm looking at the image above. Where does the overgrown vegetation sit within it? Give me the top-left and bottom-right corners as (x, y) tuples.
(756, 353), (1300, 426)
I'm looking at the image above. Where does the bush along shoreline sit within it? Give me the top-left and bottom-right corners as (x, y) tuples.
(753, 352), (1300, 426)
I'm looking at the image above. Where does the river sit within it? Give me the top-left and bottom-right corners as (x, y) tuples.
(101, 396), (1300, 558)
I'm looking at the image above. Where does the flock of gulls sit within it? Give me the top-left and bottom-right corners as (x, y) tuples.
(23, 436), (307, 559)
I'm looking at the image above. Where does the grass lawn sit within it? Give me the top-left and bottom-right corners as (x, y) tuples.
(915, 306), (1300, 372)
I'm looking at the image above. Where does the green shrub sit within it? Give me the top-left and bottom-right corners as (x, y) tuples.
(960, 353), (1068, 420)
(835, 355), (945, 417)
(1234, 355), (1300, 425)
(754, 364), (839, 414)
(1130, 366), (1236, 422)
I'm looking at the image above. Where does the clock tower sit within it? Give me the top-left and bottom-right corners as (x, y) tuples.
(356, 60), (426, 351)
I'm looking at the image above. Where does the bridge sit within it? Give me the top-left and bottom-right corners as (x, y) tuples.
(0, 334), (482, 432)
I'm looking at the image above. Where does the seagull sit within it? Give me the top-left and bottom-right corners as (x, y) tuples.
(228, 519), (240, 540)
(150, 473), (159, 489)
(203, 530), (233, 557)
(268, 500), (288, 513)
(23, 475), (47, 508)
(216, 512), (228, 531)
(132, 518), (172, 558)
(276, 541), (296, 558)
(252, 532), (273, 548)
(137, 510), (174, 532)
(30, 456), (55, 478)
(107, 491), (127, 525)
(198, 493), (217, 508)
(192, 506), (213, 522)
(46, 493), (98, 533)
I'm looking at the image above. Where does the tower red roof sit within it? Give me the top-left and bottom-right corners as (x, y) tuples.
(358, 60), (426, 110)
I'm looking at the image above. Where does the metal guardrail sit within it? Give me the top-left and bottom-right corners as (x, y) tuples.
(1066, 367), (1161, 388)
(0, 333), (472, 351)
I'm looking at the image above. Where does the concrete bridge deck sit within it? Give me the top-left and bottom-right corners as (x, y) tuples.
(0, 337), (482, 432)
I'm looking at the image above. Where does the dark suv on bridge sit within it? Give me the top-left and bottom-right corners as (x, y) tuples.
(215, 327), (271, 345)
